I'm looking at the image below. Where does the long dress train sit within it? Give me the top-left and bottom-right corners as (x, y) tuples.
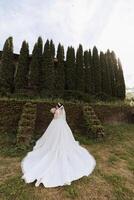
(21, 106), (96, 188)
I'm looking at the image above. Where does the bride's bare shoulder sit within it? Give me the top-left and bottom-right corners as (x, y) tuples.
(50, 107), (56, 113)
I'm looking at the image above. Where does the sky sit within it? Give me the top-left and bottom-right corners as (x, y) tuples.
(0, 0), (134, 88)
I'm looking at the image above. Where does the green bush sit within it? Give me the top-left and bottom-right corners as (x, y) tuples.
(95, 92), (111, 101)
(23, 107), (36, 114)
(63, 90), (93, 102)
(18, 119), (35, 127)
(21, 113), (36, 120)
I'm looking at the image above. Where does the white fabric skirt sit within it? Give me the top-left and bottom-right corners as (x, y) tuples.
(21, 118), (96, 188)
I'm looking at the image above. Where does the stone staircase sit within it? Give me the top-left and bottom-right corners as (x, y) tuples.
(82, 104), (105, 139)
(16, 102), (37, 147)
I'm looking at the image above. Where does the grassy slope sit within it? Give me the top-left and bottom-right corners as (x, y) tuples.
(0, 123), (134, 200)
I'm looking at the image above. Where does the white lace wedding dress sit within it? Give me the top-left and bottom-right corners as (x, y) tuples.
(21, 106), (96, 188)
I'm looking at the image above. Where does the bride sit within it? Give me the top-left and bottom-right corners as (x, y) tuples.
(21, 102), (96, 188)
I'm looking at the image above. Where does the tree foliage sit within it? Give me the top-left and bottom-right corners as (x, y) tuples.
(0, 37), (126, 100)
(0, 37), (15, 93)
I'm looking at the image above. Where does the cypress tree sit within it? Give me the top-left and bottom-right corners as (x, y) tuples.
(29, 43), (40, 90)
(54, 43), (65, 96)
(110, 51), (119, 97)
(106, 49), (116, 97)
(89, 49), (92, 66)
(14, 40), (29, 90)
(29, 37), (43, 92)
(104, 52), (112, 96)
(88, 49), (93, 94)
(99, 51), (105, 93)
(75, 44), (84, 92)
(100, 51), (112, 95)
(84, 50), (91, 93)
(50, 39), (55, 59)
(41, 39), (55, 96)
(105, 52), (112, 96)
(0, 37), (15, 93)
(92, 46), (101, 94)
(117, 58), (126, 99)
(37, 36), (43, 91)
(41, 39), (49, 90)
(65, 46), (75, 90)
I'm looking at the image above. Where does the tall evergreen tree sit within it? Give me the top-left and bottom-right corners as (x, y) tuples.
(29, 37), (43, 91)
(117, 58), (126, 99)
(88, 49), (93, 94)
(29, 43), (40, 90)
(65, 46), (75, 90)
(50, 39), (55, 59)
(84, 50), (91, 93)
(100, 51), (112, 95)
(0, 37), (15, 93)
(37, 36), (43, 91)
(110, 51), (119, 97)
(104, 52), (112, 96)
(75, 44), (84, 92)
(41, 39), (55, 96)
(14, 40), (29, 90)
(106, 49), (116, 97)
(41, 39), (49, 90)
(54, 43), (65, 96)
(88, 49), (92, 66)
(92, 46), (101, 94)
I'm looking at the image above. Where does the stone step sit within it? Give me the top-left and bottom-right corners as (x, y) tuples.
(16, 102), (37, 147)
(83, 105), (105, 139)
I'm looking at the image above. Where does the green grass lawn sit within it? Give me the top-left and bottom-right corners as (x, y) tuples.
(0, 123), (134, 200)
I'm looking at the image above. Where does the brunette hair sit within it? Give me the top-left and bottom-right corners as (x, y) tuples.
(56, 102), (63, 108)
